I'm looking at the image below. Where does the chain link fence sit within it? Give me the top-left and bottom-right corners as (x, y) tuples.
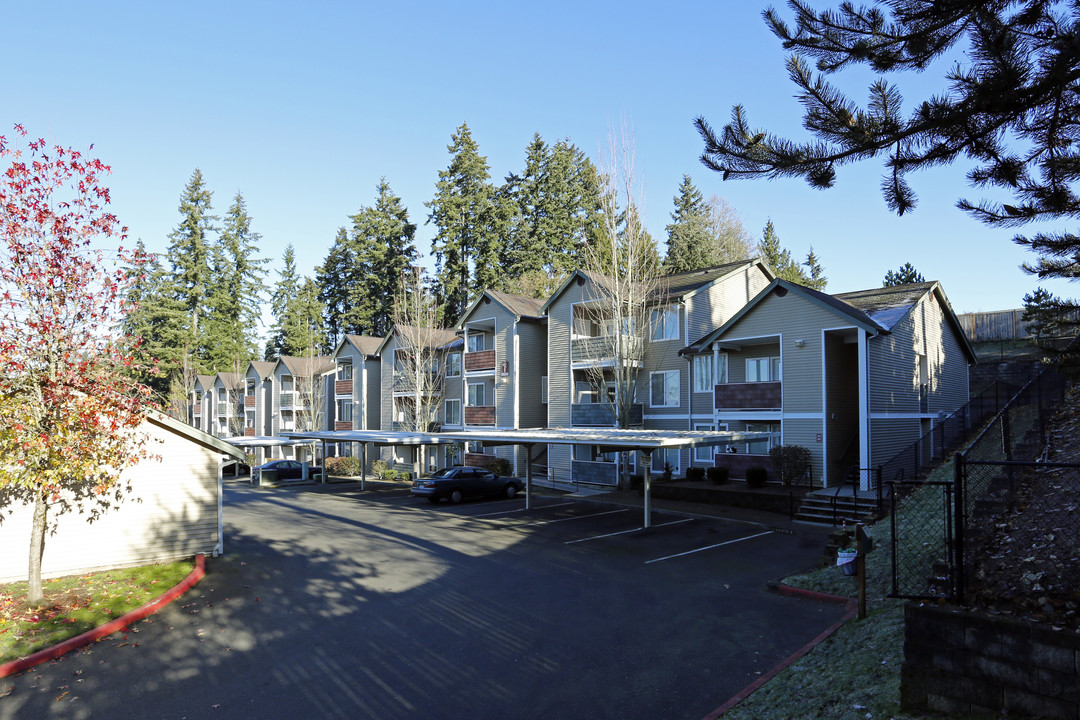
(887, 366), (1069, 601)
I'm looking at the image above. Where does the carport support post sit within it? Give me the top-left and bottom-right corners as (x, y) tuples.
(523, 443), (534, 510)
(642, 450), (652, 528)
(360, 443), (367, 490)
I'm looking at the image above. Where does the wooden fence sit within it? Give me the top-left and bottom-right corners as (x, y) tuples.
(957, 309), (1032, 341)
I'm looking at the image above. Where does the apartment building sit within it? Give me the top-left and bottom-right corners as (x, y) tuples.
(330, 335), (383, 457)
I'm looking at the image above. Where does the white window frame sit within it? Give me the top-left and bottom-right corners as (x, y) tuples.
(446, 352), (461, 377)
(444, 398), (462, 426)
(746, 421), (779, 454)
(649, 370), (680, 408)
(336, 399), (353, 423)
(337, 361), (353, 381)
(468, 382), (486, 407)
(693, 355), (714, 393)
(650, 305), (679, 341)
(467, 333), (485, 352)
(746, 356), (781, 383)
(651, 447), (680, 474)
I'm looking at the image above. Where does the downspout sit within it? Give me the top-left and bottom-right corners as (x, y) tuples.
(513, 321), (520, 475)
(858, 329), (871, 490)
(214, 456), (225, 557)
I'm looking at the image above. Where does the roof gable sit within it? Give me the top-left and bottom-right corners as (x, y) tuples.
(335, 334), (384, 359)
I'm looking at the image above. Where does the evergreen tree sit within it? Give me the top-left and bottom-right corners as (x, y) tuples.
(165, 169), (217, 369)
(317, 227), (356, 346)
(663, 175), (712, 273)
(883, 262), (925, 287)
(266, 244), (300, 359)
(427, 123), (501, 325)
(695, 2), (1080, 329)
(122, 240), (190, 400)
(803, 246), (828, 290)
(205, 192), (266, 370)
(280, 277), (328, 356)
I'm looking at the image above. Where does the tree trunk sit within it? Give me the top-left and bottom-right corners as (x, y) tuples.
(28, 489), (48, 604)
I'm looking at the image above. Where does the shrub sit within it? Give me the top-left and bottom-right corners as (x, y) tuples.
(707, 466), (729, 485)
(768, 445), (812, 486)
(324, 456), (362, 478)
(686, 466), (705, 482)
(746, 465), (769, 487)
(488, 457), (512, 477)
(371, 459), (399, 481)
(661, 462), (673, 482)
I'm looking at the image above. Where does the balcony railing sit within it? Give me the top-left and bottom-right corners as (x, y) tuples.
(571, 402), (643, 427)
(335, 420), (353, 431)
(465, 349), (496, 372)
(335, 379), (352, 396)
(280, 391), (295, 409)
(571, 335), (642, 365)
(192, 405), (201, 416)
(216, 403), (229, 416)
(245, 395), (255, 408)
(714, 381), (782, 410)
(392, 373), (443, 394)
(571, 460), (619, 486)
(464, 405), (496, 426)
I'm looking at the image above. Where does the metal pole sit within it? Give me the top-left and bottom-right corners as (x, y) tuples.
(643, 451), (652, 528)
(524, 443), (533, 510)
(856, 522), (867, 620)
(360, 443), (367, 491)
(953, 451), (965, 604)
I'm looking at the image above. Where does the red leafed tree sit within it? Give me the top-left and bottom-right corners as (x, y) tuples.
(0, 125), (154, 603)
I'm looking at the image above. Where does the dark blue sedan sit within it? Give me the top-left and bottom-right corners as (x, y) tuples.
(411, 466), (523, 504)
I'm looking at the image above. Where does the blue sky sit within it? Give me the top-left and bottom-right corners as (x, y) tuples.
(5, 1), (1068, 323)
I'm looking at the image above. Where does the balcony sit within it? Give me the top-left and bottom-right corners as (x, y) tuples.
(571, 335), (642, 366)
(244, 428), (256, 437)
(216, 403), (229, 416)
(392, 373), (443, 394)
(335, 421), (353, 431)
(192, 405), (201, 417)
(714, 381), (782, 410)
(571, 402), (643, 427)
(280, 391), (295, 409)
(465, 349), (496, 372)
(464, 405), (496, 426)
(335, 379), (352, 396)
(245, 395), (255, 408)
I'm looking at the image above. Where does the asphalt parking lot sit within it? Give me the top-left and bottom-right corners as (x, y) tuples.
(1, 481), (845, 720)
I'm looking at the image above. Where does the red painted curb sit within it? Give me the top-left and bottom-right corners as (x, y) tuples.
(0, 554), (207, 679)
(702, 583), (858, 720)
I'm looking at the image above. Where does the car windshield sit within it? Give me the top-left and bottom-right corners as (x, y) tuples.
(429, 468), (457, 479)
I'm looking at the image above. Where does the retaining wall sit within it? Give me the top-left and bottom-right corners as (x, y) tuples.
(901, 602), (1080, 719)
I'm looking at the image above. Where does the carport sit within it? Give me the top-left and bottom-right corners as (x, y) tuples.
(289, 427), (776, 528)
(221, 436), (315, 469)
(434, 428), (776, 527)
(282, 430), (460, 489)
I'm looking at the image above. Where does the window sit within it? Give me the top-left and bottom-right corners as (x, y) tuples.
(446, 352), (461, 377)
(693, 355), (713, 393)
(746, 356), (781, 383)
(650, 370), (680, 407)
(541, 376), (548, 404)
(468, 382), (486, 406)
(691, 423), (717, 462)
(336, 399), (353, 423)
(246, 380), (255, 396)
(746, 422), (779, 454)
(651, 447), (680, 474)
(337, 361), (353, 381)
(467, 333), (485, 352)
(444, 399), (462, 426)
(650, 306), (679, 341)
(246, 411), (256, 429)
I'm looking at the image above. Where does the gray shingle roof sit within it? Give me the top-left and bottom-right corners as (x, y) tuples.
(486, 290), (545, 319)
(344, 334), (384, 357)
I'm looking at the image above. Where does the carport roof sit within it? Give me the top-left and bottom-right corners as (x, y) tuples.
(223, 435), (317, 448)
(281, 427), (776, 453)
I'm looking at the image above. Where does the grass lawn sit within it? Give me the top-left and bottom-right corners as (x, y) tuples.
(723, 463), (991, 720)
(0, 559), (194, 665)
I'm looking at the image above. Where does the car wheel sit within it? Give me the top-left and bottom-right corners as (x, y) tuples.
(449, 488), (463, 504)
(427, 496), (440, 505)
(504, 483), (518, 499)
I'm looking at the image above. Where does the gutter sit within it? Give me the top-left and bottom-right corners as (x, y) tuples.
(215, 457), (225, 557)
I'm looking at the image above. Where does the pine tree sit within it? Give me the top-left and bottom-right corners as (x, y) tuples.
(883, 262), (925, 287)
(757, 220), (826, 288)
(427, 123), (500, 325)
(205, 192), (266, 370)
(803, 246), (828, 290)
(317, 227), (357, 346)
(663, 175), (712, 273)
(165, 169), (217, 369)
(280, 277), (328, 356)
(266, 244), (300, 359)
(122, 240), (190, 400)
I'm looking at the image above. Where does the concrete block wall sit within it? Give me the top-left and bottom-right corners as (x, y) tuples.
(901, 602), (1080, 719)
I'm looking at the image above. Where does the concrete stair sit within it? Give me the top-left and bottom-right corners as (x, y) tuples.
(794, 492), (879, 526)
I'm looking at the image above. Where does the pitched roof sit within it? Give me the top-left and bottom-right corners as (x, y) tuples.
(485, 290), (545, 319)
(655, 259), (771, 300)
(278, 355), (336, 377)
(248, 360), (275, 379)
(833, 282), (938, 331)
(374, 325), (462, 356)
(148, 410), (246, 459)
(195, 374), (216, 391)
(214, 372), (244, 389)
(342, 334), (384, 357)
(681, 279), (887, 355)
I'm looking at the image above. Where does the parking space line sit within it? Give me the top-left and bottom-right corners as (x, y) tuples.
(520, 508), (628, 526)
(644, 530), (774, 564)
(564, 517), (693, 544)
(470, 500), (578, 518)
